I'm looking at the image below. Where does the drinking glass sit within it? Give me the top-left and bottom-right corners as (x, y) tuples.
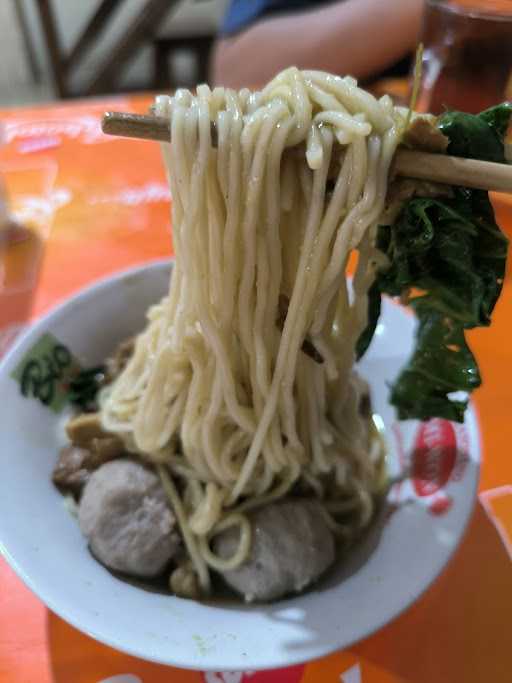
(417, 0), (512, 114)
(0, 157), (50, 356)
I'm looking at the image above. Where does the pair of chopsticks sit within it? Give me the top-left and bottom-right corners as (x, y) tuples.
(101, 111), (512, 193)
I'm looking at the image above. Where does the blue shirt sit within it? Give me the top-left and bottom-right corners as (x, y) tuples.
(220, 0), (335, 36)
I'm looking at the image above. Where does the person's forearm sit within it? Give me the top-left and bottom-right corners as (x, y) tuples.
(212, 0), (423, 88)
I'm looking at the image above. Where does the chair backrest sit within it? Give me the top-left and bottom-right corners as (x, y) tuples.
(158, 0), (230, 37)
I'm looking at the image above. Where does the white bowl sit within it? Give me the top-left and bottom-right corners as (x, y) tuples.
(0, 261), (480, 671)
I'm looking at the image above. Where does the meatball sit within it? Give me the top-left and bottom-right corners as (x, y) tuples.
(214, 499), (335, 602)
(78, 459), (180, 578)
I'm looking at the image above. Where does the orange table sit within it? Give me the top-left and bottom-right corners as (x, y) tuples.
(1, 96), (512, 683)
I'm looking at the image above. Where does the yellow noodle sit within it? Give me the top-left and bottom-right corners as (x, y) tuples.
(100, 68), (405, 593)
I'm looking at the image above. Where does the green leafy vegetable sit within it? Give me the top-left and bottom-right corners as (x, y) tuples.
(357, 104), (510, 422)
(479, 103), (512, 144)
(389, 310), (480, 422)
(68, 366), (106, 411)
(355, 280), (381, 360)
(438, 111), (504, 162)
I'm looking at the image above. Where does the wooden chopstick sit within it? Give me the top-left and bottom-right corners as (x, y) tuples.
(102, 112), (173, 143)
(101, 111), (512, 194)
(394, 149), (512, 194)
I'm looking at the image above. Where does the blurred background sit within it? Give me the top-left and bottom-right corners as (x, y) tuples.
(2, 1), (511, 108)
(0, 0), (229, 106)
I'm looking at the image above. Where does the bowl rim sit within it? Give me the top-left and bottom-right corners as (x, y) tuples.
(0, 260), (481, 671)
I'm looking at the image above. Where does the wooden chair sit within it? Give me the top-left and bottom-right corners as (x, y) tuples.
(21, 0), (181, 97)
(152, 0), (228, 88)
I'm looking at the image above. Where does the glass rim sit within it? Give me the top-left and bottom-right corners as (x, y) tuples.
(426, 0), (512, 21)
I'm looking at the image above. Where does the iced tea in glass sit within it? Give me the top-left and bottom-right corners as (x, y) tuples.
(418, 0), (512, 114)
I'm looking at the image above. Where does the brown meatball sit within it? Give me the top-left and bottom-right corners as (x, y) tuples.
(214, 500), (335, 602)
(79, 460), (180, 578)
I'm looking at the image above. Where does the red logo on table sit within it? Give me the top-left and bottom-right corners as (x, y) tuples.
(411, 419), (458, 514)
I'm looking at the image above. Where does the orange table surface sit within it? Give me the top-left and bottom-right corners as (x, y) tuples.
(1, 95), (512, 683)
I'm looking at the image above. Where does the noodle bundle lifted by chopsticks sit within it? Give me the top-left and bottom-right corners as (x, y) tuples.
(98, 68), (412, 592)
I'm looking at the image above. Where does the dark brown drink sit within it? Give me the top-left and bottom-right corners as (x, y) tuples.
(418, 0), (512, 114)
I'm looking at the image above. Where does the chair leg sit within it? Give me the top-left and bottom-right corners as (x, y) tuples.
(34, 0), (68, 97)
(66, 0), (125, 72)
(197, 37), (213, 85)
(153, 41), (170, 90)
(86, 0), (180, 95)
(13, 0), (42, 83)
